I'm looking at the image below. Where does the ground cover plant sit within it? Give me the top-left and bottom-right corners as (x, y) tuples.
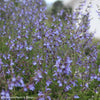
(0, 0), (100, 100)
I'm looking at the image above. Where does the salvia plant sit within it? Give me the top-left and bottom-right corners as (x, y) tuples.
(0, 0), (100, 100)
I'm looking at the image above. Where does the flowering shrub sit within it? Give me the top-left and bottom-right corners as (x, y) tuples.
(0, 0), (100, 100)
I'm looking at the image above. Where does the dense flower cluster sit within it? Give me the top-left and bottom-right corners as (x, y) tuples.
(0, 0), (100, 100)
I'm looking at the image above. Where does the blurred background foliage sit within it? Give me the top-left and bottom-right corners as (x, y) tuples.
(51, 0), (72, 16)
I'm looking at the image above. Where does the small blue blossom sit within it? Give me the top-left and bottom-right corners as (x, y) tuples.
(12, 76), (16, 82)
(1, 90), (5, 96)
(10, 59), (14, 66)
(57, 80), (62, 87)
(24, 87), (28, 92)
(65, 85), (71, 91)
(85, 83), (89, 88)
(39, 97), (45, 100)
(38, 91), (44, 97)
(97, 77), (100, 81)
(46, 80), (52, 86)
(47, 96), (51, 100)
(1, 90), (11, 100)
(74, 95), (80, 99)
(0, 59), (3, 65)
(98, 65), (100, 73)
(33, 61), (37, 65)
(61, 64), (65, 69)
(28, 84), (35, 91)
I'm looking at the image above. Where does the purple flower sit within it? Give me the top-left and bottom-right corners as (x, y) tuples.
(28, 46), (33, 51)
(47, 96), (51, 100)
(0, 59), (3, 65)
(1, 90), (5, 96)
(55, 58), (61, 67)
(1, 90), (10, 100)
(33, 61), (37, 65)
(10, 59), (14, 66)
(8, 82), (15, 90)
(18, 76), (25, 87)
(98, 65), (100, 73)
(6, 91), (10, 98)
(66, 57), (72, 64)
(65, 85), (71, 91)
(57, 80), (62, 87)
(38, 91), (44, 97)
(85, 83), (88, 88)
(28, 84), (35, 91)
(0, 59), (3, 71)
(74, 95), (80, 99)
(46, 80), (52, 86)
(97, 77), (100, 81)
(24, 87), (28, 92)
(12, 76), (16, 82)
(61, 65), (65, 69)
